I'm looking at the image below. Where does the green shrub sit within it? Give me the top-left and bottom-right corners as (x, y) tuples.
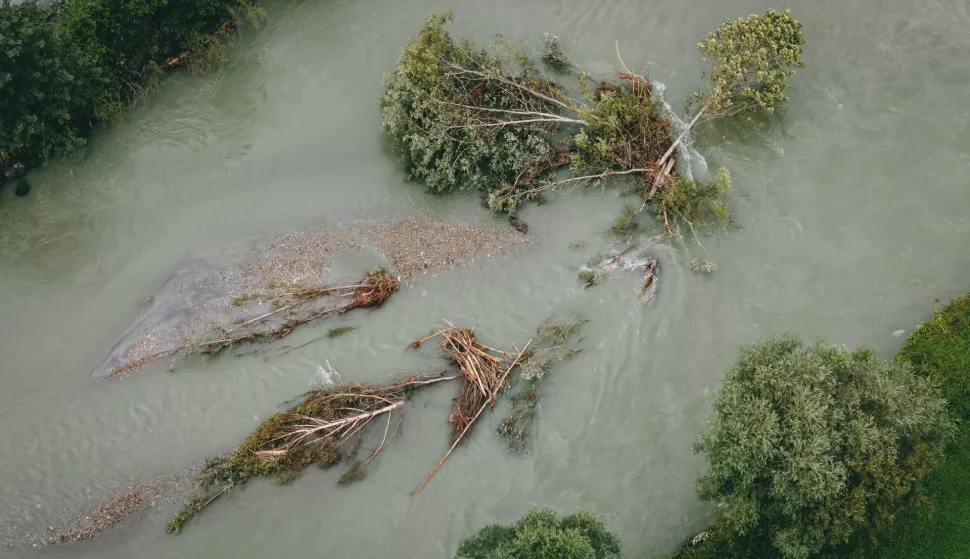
(694, 335), (956, 559)
(455, 508), (621, 559)
(898, 293), (970, 419)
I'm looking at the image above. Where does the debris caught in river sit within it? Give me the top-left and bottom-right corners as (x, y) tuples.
(690, 258), (716, 274)
(509, 215), (529, 234)
(578, 245), (659, 299)
(111, 268), (398, 375)
(167, 372), (454, 533)
(168, 318), (584, 530)
(498, 318), (585, 452)
(327, 326), (357, 338)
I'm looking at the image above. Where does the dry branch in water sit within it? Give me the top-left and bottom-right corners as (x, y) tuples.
(112, 268), (398, 375)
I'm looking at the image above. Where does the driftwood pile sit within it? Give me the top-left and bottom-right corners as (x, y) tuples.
(409, 323), (532, 493)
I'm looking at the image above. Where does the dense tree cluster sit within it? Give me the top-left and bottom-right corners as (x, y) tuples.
(0, 0), (263, 183)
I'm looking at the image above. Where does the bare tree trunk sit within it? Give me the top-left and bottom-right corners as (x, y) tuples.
(646, 101), (710, 198)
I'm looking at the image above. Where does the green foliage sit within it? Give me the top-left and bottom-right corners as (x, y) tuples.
(831, 294), (970, 559)
(897, 293), (970, 420)
(379, 12), (562, 212)
(571, 80), (669, 181)
(0, 1), (91, 175)
(455, 508), (621, 559)
(695, 335), (956, 559)
(656, 168), (730, 231)
(0, 0), (261, 177)
(836, 429), (970, 559)
(692, 9), (805, 120)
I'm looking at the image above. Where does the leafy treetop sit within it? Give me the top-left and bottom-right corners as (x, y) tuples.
(694, 335), (955, 559)
(455, 508), (621, 559)
(693, 8), (806, 118)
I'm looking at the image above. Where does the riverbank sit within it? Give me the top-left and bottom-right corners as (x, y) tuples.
(0, 0), (262, 186)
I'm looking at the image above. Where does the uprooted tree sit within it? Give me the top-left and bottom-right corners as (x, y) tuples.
(380, 10), (804, 233)
(455, 507), (621, 559)
(167, 318), (583, 532)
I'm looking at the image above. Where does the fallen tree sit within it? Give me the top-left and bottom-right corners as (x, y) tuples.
(167, 318), (583, 532)
(167, 372), (452, 533)
(380, 10), (805, 235)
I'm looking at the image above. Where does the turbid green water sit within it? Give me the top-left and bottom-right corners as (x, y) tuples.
(1, 0), (969, 557)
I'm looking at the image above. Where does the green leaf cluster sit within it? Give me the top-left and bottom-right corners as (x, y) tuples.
(656, 168), (731, 231)
(455, 508), (621, 559)
(694, 335), (956, 559)
(692, 9), (805, 120)
(379, 11), (561, 212)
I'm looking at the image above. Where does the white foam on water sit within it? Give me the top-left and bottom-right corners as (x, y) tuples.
(313, 359), (340, 386)
(652, 80), (708, 179)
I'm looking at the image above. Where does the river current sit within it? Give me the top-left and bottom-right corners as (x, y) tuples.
(1, 0), (969, 557)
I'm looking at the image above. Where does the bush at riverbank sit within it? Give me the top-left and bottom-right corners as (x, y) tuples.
(663, 294), (970, 559)
(0, 0), (262, 182)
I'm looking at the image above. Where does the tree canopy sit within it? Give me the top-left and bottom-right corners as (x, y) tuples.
(0, 0), (89, 175)
(0, 0), (262, 181)
(694, 335), (955, 559)
(455, 508), (621, 559)
(692, 9), (805, 119)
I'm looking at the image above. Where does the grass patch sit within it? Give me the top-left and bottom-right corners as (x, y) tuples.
(898, 293), (970, 420)
(231, 293), (262, 306)
(327, 327), (357, 339)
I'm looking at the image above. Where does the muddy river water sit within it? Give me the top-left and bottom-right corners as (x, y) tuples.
(1, 0), (969, 557)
